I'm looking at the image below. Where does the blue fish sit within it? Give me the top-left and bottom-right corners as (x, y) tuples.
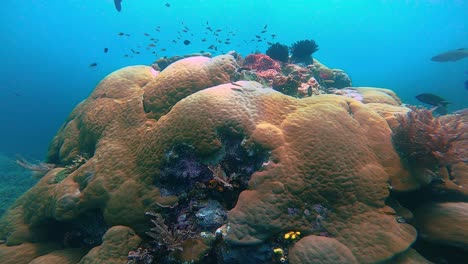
(465, 80), (468, 90)
(114, 0), (122, 12)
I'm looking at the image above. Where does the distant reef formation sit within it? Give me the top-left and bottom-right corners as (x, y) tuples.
(0, 51), (467, 264)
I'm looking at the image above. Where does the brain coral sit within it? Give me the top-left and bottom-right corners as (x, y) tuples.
(0, 54), (418, 263)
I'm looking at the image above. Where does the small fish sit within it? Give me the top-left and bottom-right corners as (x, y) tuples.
(124, 54), (129, 57)
(465, 80), (468, 90)
(144, 33), (150, 36)
(431, 48), (468, 62)
(224, 41), (231, 44)
(271, 34), (276, 38)
(216, 29), (222, 32)
(131, 49), (136, 54)
(415, 93), (450, 115)
(263, 25), (268, 29)
(201, 38), (207, 42)
(118, 32), (124, 36)
(161, 48), (167, 51)
(261, 30), (267, 33)
(165, 3), (170, 7)
(89, 62), (97, 67)
(184, 40), (191, 45)
(104, 48), (108, 53)
(255, 35), (261, 38)
(114, 0), (122, 12)
(148, 44), (156, 47)
(125, 33), (130, 36)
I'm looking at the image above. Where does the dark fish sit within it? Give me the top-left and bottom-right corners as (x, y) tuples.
(104, 48), (108, 53)
(118, 32), (124, 36)
(261, 30), (267, 33)
(125, 33), (131, 36)
(416, 93), (450, 115)
(271, 34), (276, 38)
(224, 41), (231, 44)
(184, 40), (191, 45)
(114, 0), (122, 12)
(161, 48), (166, 51)
(431, 48), (468, 62)
(216, 29), (222, 32)
(144, 33), (150, 36)
(165, 3), (170, 7)
(131, 49), (136, 54)
(263, 25), (268, 29)
(201, 38), (207, 42)
(89, 62), (97, 67)
(465, 80), (468, 90)
(255, 35), (261, 38)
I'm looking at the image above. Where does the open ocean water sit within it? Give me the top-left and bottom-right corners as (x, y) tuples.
(0, 1), (467, 263)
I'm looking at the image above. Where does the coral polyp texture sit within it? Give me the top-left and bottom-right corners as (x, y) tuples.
(1, 52), (467, 264)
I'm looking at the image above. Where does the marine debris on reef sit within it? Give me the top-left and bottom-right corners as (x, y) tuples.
(1, 50), (468, 264)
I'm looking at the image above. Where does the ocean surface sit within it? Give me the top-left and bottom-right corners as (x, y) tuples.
(0, 0), (467, 212)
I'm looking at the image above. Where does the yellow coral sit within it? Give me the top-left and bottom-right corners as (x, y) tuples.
(273, 248), (284, 255)
(284, 231), (301, 240)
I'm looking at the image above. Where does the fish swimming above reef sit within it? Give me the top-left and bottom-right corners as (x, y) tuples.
(415, 93), (450, 115)
(430, 48), (468, 62)
(114, 0), (122, 12)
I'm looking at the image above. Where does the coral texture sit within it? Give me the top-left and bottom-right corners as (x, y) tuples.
(4, 53), (464, 263)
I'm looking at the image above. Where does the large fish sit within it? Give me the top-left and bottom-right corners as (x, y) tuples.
(114, 0), (122, 12)
(431, 48), (468, 62)
(415, 93), (450, 115)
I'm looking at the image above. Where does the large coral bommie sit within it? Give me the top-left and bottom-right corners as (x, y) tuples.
(290, 39), (319, 65)
(266, 42), (289, 63)
(392, 107), (467, 173)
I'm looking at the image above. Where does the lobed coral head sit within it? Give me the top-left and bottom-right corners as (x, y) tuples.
(290, 39), (319, 65)
(266, 42), (289, 63)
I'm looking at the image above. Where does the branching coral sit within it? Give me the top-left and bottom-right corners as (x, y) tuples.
(290, 39), (319, 65)
(266, 42), (289, 63)
(392, 107), (467, 173)
(145, 212), (184, 252)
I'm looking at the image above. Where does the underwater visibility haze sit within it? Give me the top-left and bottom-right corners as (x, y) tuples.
(0, 1), (467, 263)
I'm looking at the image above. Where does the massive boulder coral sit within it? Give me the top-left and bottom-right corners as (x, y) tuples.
(0, 53), (440, 263)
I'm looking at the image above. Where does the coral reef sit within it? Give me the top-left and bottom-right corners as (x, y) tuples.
(1, 51), (466, 263)
(266, 42), (289, 63)
(290, 39), (319, 65)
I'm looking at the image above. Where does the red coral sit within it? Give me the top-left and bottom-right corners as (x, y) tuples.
(243, 54), (281, 72)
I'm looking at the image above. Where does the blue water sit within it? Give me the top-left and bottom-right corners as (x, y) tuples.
(0, 0), (467, 159)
